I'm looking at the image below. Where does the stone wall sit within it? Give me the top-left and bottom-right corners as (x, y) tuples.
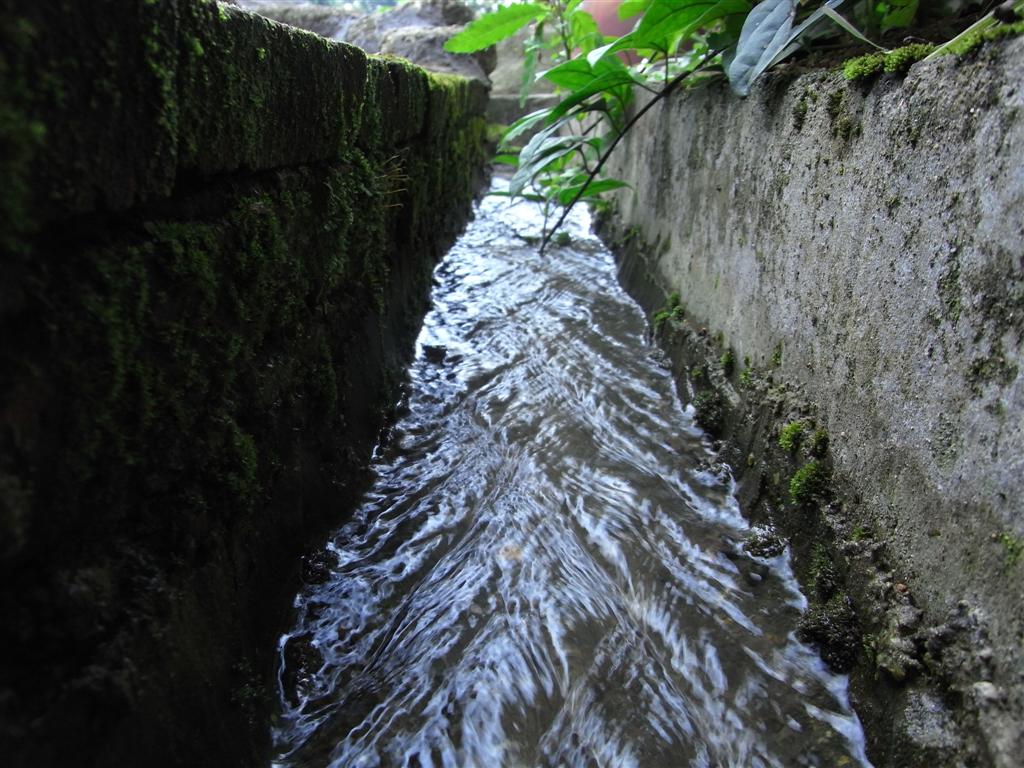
(600, 38), (1023, 768)
(0, 1), (488, 765)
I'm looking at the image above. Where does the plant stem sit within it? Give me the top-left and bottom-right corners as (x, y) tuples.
(538, 51), (722, 255)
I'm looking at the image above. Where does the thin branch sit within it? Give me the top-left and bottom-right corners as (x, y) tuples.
(574, 144), (593, 175)
(539, 51), (723, 255)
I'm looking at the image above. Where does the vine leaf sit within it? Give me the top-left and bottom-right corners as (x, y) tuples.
(633, 0), (751, 48)
(554, 178), (629, 205)
(510, 125), (591, 197)
(819, 7), (885, 50)
(726, 0), (796, 96)
(542, 54), (632, 91)
(618, 0), (652, 21)
(443, 3), (548, 53)
(588, 0), (750, 66)
(727, 0), (847, 96)
(500, 107), (552, 148)
(545, 70), (638, 123)
(879, 0), (918, 33)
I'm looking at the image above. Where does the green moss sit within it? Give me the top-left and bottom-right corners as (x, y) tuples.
(998, 532), (1023, 569)
(826, 88), (860, 141)
(843, 52), (886, 81)
(947, 19), (1024, 57)
(967, 347), (1018, 395)
(719, 349), (735, 377)
(778, 421), (804, 452)
(884, 43), (936, 73)
(771, 341), (783, 368)
(792, 92), (810, 131)
(808, 543), (838, 600)
(790, 459), (830, 506)
(693, 389), (726, 436)
(0, 15), (46, 255)
(843, 43), (936, 82)
(810, 427), (829, 457)
(851, 524), (872, 542)
(652, 291), (685, 333)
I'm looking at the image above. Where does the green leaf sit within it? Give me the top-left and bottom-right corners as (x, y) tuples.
(707, 9), (746, 50)
(570, 9), (603, 54)
(545, 70), (638, 124)
(819, 7), (885, 50)
(493, 153), (520, 166)
(921, 3), (1023, 61)
(489, 189), (547, 203)
(586, 40), (618, 68)
(634, 0), (751, 48)
(727, 0), (846, 96)
(443, 3), (549, 53)
(554, 177), (630, 205)
(879, 0), (917, 34)
(500, 107), (552, 147)
(542, 54), (631, 91)
(510, 124), (583, 196)
(618, 0), (652, 21)
(726, 0), (796, 96)
(588, 0), (750, 66)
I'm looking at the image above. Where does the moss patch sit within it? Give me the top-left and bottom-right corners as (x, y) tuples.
(778, 420), (804, 452)
(693, 388), (726, 436)
(790, 459), (830, 506)
(997, 532), (1023, 569)
(843, 43), (936, 81)
(652, 290), (685, 334)
(947, 18), (1024, 57)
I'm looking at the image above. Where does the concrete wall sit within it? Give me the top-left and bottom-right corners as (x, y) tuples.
(0, 1), (487, 765)
(602, 39), (1023, 768)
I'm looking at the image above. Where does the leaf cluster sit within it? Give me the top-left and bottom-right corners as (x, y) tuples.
(443, 0), (993, 248)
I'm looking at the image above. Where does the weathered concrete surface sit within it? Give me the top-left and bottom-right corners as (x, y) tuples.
(602, 39), (1023, 768)
(0, 1), (488, 766)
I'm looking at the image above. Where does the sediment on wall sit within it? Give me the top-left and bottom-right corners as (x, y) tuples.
(0, 1), (488, 766)
(598, 36), (1024, 768)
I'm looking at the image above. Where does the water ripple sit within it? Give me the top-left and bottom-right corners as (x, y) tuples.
(271, 182), (871, 768)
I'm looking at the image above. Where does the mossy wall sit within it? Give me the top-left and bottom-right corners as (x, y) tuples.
(0, 1), (488, 765)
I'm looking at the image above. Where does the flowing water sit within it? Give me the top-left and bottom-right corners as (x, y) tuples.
(270, 183), (871, 768)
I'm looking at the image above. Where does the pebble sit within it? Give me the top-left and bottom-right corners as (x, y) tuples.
(972, 681), (1002, 706)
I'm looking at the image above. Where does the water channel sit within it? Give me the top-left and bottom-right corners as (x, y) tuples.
(270, 183), (871, 768)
